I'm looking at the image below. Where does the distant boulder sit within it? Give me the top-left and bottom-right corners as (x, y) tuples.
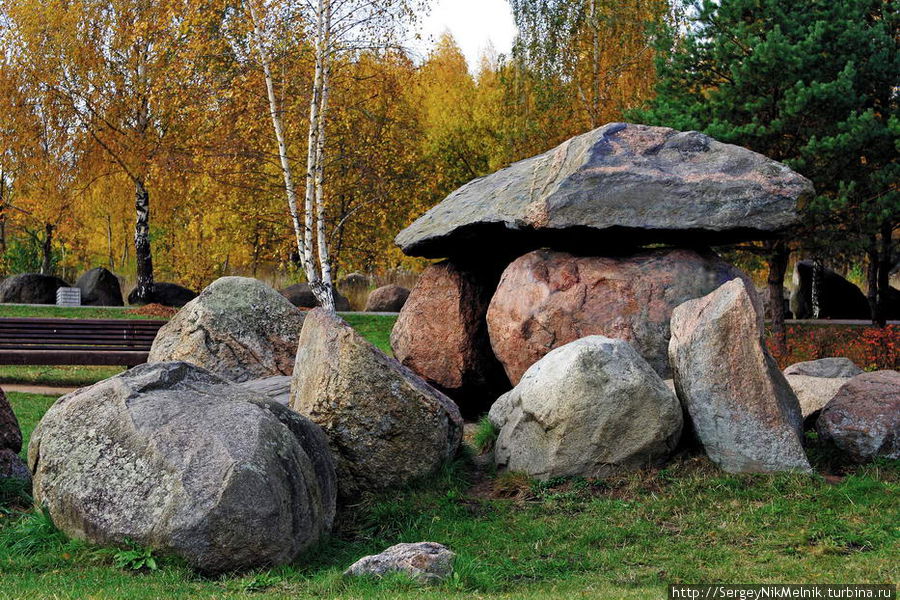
(0, 273), (69, 305)
(790, 261), (870, 319)
(783, 357), (863, 379)
(339, 272), (370, 289)
(128, 282), (197, 308)
(365, 285), (410, 312)
(280, 283), (351, 311)
(76, 267), (124, 306)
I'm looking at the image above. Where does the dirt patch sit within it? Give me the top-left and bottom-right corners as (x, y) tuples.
(125, 303), (178, 318)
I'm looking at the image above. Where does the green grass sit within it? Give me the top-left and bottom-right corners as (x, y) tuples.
(0, 304), (160, 320)
(1, 389), (897, 599)
(342, 313), (398, 354)
(0, 366), (126, 388)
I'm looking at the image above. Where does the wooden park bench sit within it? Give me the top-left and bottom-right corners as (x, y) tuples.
(0, 318), (167, 366)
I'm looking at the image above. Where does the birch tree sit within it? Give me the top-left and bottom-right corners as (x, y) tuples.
(247, 0), (423, 312)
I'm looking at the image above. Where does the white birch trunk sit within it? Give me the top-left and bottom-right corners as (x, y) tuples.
(303, 0), (336, 311)
(314, 0), (334, 309)
(249, 2), (314, 280)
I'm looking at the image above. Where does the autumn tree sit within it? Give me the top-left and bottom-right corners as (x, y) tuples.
(505, 0), (670, 148)
(2, 0), (224, 300)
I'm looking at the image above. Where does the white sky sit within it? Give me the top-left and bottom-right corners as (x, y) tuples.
(409, 0), (518, 70)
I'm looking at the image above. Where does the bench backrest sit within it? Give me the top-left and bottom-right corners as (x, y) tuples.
(0, 318), (167, 352)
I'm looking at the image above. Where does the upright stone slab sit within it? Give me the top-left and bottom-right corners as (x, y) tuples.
(391, 261), (509, 416)
(668, 279), (811, 473)
(291, 309), (463, 499)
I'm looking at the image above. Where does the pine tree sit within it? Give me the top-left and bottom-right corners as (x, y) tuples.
(635, 0), (899, 330)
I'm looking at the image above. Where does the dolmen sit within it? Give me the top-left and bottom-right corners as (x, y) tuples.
(392, 122), (814, 417)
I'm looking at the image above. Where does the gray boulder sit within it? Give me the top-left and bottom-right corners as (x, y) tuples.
(0, 448), (31, 485)
(489, 336), (682, 480)
(236, 376), (292, 406)
(782, 359), (862, 420)
(816, 370), (900, 463)
(364, 285), (410, 312)
(280, 283), (351, 311)
(669, 279), (811, 473)
(0, 388), (28, 488)
(345, 542), (455, 584)
(28, 362), (336, 574)
(149, 277), (305, 383)
(290, 309), (463, 499)
(396, 123), (812, 259)
(0, 388), (22, 453)
(783, 357), (863, 379)
(786, 375), (852, 420)
(0, 273), (69, 304)
(76, 267), (124, 306)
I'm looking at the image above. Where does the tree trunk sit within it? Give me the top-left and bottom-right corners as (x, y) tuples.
(106, 214), (114, 268)
(41, 223), (54, 275)
(313, 0), (335, 312)
(133, 179), (154, 302)
(766, 239), (789, 355)
(875, 219), (892, 327)
(0, 170), (6, 255)
(810, 258), (823, 319)
(866, 234), (880, 325)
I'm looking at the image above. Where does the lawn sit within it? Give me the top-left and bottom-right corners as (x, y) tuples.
(1, 390), (897, 600)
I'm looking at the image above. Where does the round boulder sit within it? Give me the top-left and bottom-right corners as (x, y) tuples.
(149, 277), (305, 383)
(816, 370), (900, 463)
(75, 267), (124, 306)
(364, 284), (410, 312)
(489, 336), (682, 480)
(280, 283), (351, 311)
(487, 248), (753, 383)
(0, 273), (69, 305)
(28, 362), (336, 574)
